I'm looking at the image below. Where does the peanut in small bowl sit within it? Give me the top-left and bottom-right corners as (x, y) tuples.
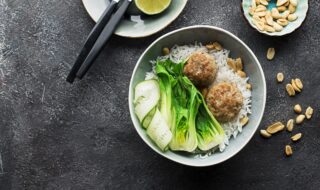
(242, 0), (309, 36)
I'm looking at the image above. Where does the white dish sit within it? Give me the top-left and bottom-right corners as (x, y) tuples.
(82, 0), (188, 38)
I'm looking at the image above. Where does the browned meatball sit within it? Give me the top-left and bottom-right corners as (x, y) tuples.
(183, 52), (217, 87)
(206, 82), (243, 122)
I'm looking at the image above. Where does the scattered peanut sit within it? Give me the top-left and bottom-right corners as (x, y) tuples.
(277, 72), (284, 83)
(286, 119), (294, 132)
(235, 58), (243, 71)
(305, 106), (314, 119)
(294, 104), (302, 113)
(227, 57), (245, 73)
(260, 130), (272, 138)
(267, 48), (276, 60)
(294, 78), (303, 90)
(291, 133), (302, 142)
(205, 44), (214, 50)
(240, 116), (250, 127)
(246, 83), (252, 90)
(285, 145), (293, 156)
(296, 114), (305, 124)
(266, 122), (285, 134)
(291, 79), (301, 92)
(162, 47), (170, 55)
(237, 70), (247, 78)
(227, 58), (237, 71)
(206, 42), (223, 51)
(286, 84), (295, 96)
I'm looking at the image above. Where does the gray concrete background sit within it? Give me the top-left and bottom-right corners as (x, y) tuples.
(0, 0), (320, 189)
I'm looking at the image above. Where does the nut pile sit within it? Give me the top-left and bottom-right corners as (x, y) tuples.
(260, 98), (314, 157)
(260, 102), (313, 157)
(286, 78), (303, 96)
(260, 51), (315, 157)
(249, 0), (299, 33)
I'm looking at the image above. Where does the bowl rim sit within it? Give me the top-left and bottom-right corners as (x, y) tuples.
(128, 25), (267, 167)
(241, 0), (309, 36)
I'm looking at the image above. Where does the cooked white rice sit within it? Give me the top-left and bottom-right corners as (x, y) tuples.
(145, 43), (252, 154)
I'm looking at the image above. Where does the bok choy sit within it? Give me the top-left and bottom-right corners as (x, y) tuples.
(134, 58), (225, 152)
(196, 99), (225, 151)
(156, 59), (225, 152)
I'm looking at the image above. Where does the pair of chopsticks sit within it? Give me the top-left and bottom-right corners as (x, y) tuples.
(67, 0), (132, 83)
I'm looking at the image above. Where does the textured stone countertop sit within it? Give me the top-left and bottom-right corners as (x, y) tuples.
(0, 0), (320, 189)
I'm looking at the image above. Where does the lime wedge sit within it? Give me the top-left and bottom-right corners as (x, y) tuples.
(134, 0), (172, 15)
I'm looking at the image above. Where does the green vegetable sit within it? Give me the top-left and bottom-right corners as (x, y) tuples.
(168, 76), (200, 152)
(155, 61), (177, 128)
(156, 59), (225, 152)
(196, 98), (225, 151)
(134, 58), (225, 152)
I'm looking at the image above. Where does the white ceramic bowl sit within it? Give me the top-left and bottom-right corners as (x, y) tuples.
(129, 25), (266, 167)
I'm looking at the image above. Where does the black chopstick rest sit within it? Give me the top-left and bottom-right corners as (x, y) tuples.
(66, 0), (119, 83)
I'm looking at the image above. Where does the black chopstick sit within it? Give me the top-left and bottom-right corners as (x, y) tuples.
(66, 0), (120, 83)
(76, 0), (132, 80)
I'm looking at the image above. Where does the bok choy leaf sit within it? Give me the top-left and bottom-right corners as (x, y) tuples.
(196, 98), (225, 151)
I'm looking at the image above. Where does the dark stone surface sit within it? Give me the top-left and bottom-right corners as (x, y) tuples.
(0, 0), (320, 189)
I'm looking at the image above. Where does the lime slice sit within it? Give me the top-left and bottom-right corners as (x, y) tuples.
(134, 0), (172, 15)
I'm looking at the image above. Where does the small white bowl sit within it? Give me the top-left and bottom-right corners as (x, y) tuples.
(128, 25), (266, 167)
(242, 0), (309, 36)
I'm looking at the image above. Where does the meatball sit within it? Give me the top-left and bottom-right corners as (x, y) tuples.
(183, 52), (217, 87)
(206, 82), (243, 122)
